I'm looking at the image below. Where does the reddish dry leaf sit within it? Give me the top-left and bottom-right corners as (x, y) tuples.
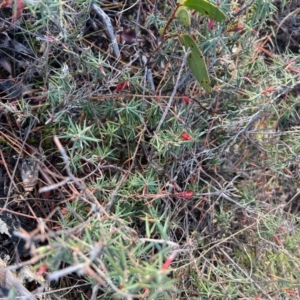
(156, 91), (162, 102)
(0, 0), (13, 8)
(261, 87), (276, 94)
(273, 234), (282, 245)
(0, 57), (12, 74)
(286, 58), (297, 66)
(1, 0), (24, 23)
(278, 226), (286, 233)
(174, 191), (194, 200)
(143, 288), (149, 296)
(13, 0), (24, 22)
(284, 289), (298, 295)
(61, 208), (68, 217)
(51, 225), (62, 230)
(227, 25), (245, 33)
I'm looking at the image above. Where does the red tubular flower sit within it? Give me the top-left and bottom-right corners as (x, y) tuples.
(181, 133), (193, 140)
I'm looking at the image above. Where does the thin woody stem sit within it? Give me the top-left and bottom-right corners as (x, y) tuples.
(146, 4), (181, 66)
(162, 3), (181, 37)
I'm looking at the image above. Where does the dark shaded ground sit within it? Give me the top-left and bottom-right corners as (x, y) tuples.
(272, 0), (300, 53)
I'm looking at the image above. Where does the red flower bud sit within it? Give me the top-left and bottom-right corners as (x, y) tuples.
(208, 19), (215, 30)
(116, 81), (130, 92)
(181, 133), (193, 141)
(36, 264), (48, 276)
(182, 96), (190, 104)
